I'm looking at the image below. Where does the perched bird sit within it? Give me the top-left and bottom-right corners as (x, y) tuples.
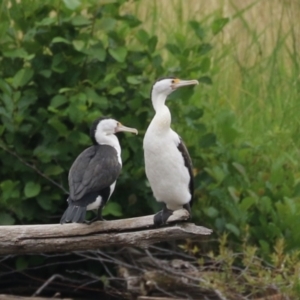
(60, 117), (138, 224)
(143, 77), (199, 226)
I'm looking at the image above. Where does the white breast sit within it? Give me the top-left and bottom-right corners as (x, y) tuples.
(86, 181), (117, 211)
(143, 126), (191, 211)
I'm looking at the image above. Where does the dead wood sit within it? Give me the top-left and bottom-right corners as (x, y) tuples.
(0, 209), (212, 255)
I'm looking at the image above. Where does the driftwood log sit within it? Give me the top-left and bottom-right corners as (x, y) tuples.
(0, 209), (212, 255)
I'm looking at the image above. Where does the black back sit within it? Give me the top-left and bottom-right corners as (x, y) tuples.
(69, 144), (121, 201)
(177, 138), (194, 207)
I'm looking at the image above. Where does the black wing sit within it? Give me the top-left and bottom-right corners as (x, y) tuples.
(177, 138), (194, 207)
(69, 145), (121, 201)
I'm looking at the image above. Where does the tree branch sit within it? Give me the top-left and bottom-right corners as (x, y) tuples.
(0, 210), (212, 255)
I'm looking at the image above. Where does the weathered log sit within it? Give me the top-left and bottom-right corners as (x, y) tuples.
(0, 209), (212, 255)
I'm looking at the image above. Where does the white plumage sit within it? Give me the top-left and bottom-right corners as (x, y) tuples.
(143, 77), (199, 225)
(144, 122), (190, 211)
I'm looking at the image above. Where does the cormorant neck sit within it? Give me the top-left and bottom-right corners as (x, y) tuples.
(151, 90), (171, 131)
(93, 133), (122, 164)
(151, 90), (168, 112)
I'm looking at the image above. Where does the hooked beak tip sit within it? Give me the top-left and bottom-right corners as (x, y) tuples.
(172, 79), (199, 89)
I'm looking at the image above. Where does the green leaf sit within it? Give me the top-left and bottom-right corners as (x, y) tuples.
(102, 202), (123, 217)
(71, 15), (91, 26)
(204, 206), (219, 218)
(24, 182), (41, 198)
(225, 223), (240, 236)
(228, 186), (240, 203)
(0, 79), (12, 95)
(51, 54), (68, 73)
(200, 57), (211, 73)
(199, 133), (216, 148)
(189, 21), (205, 40)
(166, 43), (181, 56)
(197, 43), (213, 55)
(63, 0), (81, 10)
(109, 86), (125, 95)
(59, 87), (74, 93)
(44, 165), (64, 176)
(148, 36), (158, 52)
(108, 47), (127, 63)
(186, 107), (204, 119)
(211, 17), (229, 35)
(36, 17), (56, 26)
(126, 75), (143, 85)
(0, 180), (20, 202)
(52, 37), (71, 44)
(39, 70), (52, 78)
(13, 68), (34, 88)
(3, 48), (28, 58)
(85, 88), (108, 108)
(97, 18), (116, 31)
(48, 118), (69, 136)
(50, 95), (68, 108)
(37, 196), (53, 210)
(83, 42), (106, 61)
(72, 40), (85, 51)
(198, 76), (212, 85)
(232, 162), (250, 184)
(136, 29), (149, 44)
(0, 212), (15, 225)
(240, 197), (256, 212)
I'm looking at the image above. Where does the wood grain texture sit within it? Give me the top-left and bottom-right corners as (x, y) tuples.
(0, 209), (212, 255)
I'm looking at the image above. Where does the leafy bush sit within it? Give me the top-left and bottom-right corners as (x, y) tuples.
(1, 0), (300, 264)
(2, 1), (300, 298)
(0, 0), (213, 225)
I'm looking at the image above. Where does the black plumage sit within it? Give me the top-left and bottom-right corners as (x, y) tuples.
(60, 116), (137, 224)
(60, 145), (121, 223)
(177, 138), (194, 213)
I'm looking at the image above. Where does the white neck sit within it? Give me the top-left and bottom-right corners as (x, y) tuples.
(95, 133), (122, 165)
(151, 90), (171, 131)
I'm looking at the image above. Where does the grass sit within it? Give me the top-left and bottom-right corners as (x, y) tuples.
(125, 0), (300, 160)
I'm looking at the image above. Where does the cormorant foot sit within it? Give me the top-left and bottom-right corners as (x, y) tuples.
(84, 216), (105, 225)
(153, 208), (173, 227)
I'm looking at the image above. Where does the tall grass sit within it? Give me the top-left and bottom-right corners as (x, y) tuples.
(125, 0), (300, 160)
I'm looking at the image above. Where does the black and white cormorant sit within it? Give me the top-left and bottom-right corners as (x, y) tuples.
(143, 77), (199, 226)
(60, 117), (138, 224)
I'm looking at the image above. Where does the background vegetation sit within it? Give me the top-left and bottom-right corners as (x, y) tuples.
(0, 0), (300, 298)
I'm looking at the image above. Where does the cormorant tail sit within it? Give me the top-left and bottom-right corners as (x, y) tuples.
(60, 201), (86, 224)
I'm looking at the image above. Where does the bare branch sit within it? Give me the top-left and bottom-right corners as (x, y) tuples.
(0, 210), (212, 255)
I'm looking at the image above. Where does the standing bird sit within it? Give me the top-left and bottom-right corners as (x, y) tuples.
(60, 117), (138, 224)
(143, 77), (199, 226)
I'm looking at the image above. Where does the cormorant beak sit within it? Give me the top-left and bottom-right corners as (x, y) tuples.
(171, 79), (199, 90)
(116, 123), (138, 135)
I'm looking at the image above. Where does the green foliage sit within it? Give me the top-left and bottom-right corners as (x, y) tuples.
(181, 235), (300, 298)
(1, 0), (300, 266)
(0, 0), (211, 224)
(1, 0), (300, 297)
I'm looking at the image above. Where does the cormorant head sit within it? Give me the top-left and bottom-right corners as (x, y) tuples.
(151, 77), (199, 98)
(90, 117), (138, 145)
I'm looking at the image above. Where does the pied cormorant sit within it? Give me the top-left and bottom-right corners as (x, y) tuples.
(60, 117), (138, 224)
(143, 77), (199, 226)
